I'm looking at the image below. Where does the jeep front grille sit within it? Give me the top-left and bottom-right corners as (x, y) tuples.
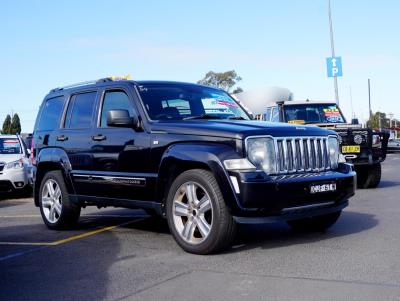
(274, 137), (331, 174)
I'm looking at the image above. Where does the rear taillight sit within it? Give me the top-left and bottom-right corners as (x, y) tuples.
(30, 137), (36, 165)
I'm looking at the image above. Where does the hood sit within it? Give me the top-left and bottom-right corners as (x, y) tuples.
(0, 154), (24, 164)
(150, 120), (335, 139)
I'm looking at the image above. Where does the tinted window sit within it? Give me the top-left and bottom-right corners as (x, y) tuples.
(38, 96), (65, 130)
(284, 103), (345, 124)
(100, 91), (134, 127)
(65, 92), (96, 129)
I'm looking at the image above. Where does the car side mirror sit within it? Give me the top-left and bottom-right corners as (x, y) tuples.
(107, 110), (138, 129)
(26, 149), (32, 156)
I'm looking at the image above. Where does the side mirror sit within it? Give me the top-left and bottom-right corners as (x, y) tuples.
(107, 110), (138, 128)
(26, 149), (32, 156)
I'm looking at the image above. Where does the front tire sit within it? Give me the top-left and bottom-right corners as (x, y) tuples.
(39, 170), (81, 229)
(356, 163), (381, 189)
(287, 211), (342, 232)
(166, 169), (236, 254)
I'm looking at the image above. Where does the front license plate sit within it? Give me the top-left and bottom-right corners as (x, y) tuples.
(310, 183), (337, 194)
(342, 145), (360, 153)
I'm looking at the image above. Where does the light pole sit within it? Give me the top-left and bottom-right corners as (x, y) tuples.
(328, 0), (339, 105)
(368, 79), (372, 123)
(389, 113), (394, 128)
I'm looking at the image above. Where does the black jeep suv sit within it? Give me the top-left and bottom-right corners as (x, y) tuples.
(33, 78), (356, 254)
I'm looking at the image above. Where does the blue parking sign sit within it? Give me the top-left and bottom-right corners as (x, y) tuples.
(326, 56), (343, 77)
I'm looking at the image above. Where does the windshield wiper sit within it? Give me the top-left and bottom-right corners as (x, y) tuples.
(183, 114), (223, 120)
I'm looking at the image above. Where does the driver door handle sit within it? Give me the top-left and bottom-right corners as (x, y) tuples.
(92, 134), (107, 141)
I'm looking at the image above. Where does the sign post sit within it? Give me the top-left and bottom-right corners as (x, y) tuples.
(327, 0), (340, 105)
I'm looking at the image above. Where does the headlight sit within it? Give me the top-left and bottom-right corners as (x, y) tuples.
(328, 136), (339, 169)
(372, 134), (381, 147)
(5, 160), (24, 170)
(246, 137), (277, 174)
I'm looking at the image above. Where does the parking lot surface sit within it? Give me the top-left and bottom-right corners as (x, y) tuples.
(1, 155), (400, 300)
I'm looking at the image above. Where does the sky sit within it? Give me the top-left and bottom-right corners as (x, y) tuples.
(1, 0), (400, 132)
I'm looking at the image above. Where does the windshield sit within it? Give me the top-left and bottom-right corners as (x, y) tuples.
(0, 138), (22, 154)
(284, 103), (346, 124)
(137, 83), (250, 121)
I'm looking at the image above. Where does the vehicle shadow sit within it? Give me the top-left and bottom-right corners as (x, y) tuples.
(0, 190), (33, 202)
(377, 180), (400, 188)
(113, 210), (377, 255)
(226, 211), (378, 254)
(0, 211), (145, 301)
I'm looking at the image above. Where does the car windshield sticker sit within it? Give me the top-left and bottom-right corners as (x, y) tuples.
(288, 120), (305, 124)
(215, 100), (238, 108)
(3, 140), (19, 148)
(323, 106), (344, 122)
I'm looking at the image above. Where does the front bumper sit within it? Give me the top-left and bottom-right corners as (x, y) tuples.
(228, 163), (356, 220)
(342, 146), (386, 165)
(0, 167), (31, 191)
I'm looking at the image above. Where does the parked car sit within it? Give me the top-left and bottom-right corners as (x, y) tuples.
(388, 139), (400, 153)
(0, 135), (33, 194)
(235, 91), (389, 189)
(32, 77), (356, 254)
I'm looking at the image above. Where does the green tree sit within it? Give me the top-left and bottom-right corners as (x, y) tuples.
(1, 114), (12, 134)
(11, 113), (21, 134)
(367, 111), (389, 129)
(198, 70), (243, 93)
(232, 87), (243, 94)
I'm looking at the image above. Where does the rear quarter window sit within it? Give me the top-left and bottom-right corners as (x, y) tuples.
(37, 96), (65, 131)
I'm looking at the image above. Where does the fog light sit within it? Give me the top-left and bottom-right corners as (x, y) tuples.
(15, 182), (24, 187)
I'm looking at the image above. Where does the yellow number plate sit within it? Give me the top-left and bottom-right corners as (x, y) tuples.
(342, 145), (360, 153)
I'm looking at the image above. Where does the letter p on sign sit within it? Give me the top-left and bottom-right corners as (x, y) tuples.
(326, 56), (343, 77)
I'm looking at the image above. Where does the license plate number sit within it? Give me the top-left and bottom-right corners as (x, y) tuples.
(342, 145), (360, 153)
(310, 183), (336, 194)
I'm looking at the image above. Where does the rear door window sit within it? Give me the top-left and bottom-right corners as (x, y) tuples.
(38, 96), (65, 131)
(65, 92), (97, 129)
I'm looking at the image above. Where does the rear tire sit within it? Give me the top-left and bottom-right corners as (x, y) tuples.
(287, 211), (342, 232)
(166, 169), (236, 254)
(39, 170), (81, 229)
(356, 163), (381, 189)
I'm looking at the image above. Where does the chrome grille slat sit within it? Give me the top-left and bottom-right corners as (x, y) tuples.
(282, 139), (288, 172)
(273, 137), (331, 174)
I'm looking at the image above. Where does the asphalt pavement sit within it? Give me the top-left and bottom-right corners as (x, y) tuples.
(1, 155), (400, 300)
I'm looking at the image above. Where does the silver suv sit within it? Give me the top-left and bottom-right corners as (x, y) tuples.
(0, 135), (33, 193)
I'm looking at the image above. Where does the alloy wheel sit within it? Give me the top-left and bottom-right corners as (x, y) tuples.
(172, 181), (213, 245)
(41, 179), (62, 223)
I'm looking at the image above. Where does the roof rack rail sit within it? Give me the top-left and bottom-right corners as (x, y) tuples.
(50, 75), (131, 93)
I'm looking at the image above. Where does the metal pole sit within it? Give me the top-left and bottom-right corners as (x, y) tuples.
(389, 113), (394, 128)
(368, 78), (372, 125)
(378, 113), (381, 131)
(349, 85), (354, 118)
(328, 0), (339, 105)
